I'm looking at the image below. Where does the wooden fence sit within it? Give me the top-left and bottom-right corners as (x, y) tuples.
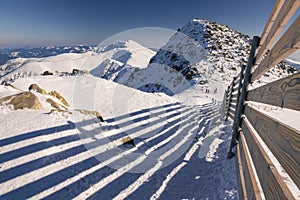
(223, 0), (300, 199)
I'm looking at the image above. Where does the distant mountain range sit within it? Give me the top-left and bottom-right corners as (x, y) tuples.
(0, 19), (298, 95)
(0, 45), (96, 65)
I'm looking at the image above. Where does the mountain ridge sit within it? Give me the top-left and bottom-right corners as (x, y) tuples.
(0, 18), (297, 95)
(150, 18), (296, 86)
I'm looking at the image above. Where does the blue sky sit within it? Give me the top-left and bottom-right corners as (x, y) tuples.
(0, 0), (280, 47)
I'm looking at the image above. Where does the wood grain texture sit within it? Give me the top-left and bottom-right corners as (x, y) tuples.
(239, 131), (263, 200)
(259, 0), (285, 47)
(255, 0), (300, 63)
(252, 15), (300, 81)
(248, 72), (300, 111)
(241, 118), (295, 199)
(236, 143), (248, 200)
(244, 105), (300, 188)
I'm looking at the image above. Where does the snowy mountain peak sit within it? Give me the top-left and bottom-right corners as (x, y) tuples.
(150, 18), (295, 85)
(98, 40), (147, 53)
(149, 18), (252, 83)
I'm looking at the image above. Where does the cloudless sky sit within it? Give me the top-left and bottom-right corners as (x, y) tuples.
(0, 0), (286, 48)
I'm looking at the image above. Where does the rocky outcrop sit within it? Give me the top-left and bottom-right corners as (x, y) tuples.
(48, 91), (70, 107)
(149, 19), (296, 85)
(0, 92), (42, 110)
(121, 136), (135, 146)
(28, 84), (46, 94)
(41, 71), (53, 76)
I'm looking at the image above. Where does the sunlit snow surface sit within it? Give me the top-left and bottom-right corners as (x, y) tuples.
(0, 72), (238, 199)
(2, 21), (297, 199)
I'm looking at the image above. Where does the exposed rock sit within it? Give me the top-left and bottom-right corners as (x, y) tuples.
(75, 109), (104, 122)
(46, 98), (66, 110)
(121, 136), (135, 146)
(149, 18), (295, 86)
(71, 69), (87, 75)
(4, 82), (22, 91)
(149, 19), (251, 83)
(0, 92), (42, 110)
(28, 84), (46, 94)
(41, 71), (53, 76)
(49, 109), (72, 115)
(48, 91), (70, 107)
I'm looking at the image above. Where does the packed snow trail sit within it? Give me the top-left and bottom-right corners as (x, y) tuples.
(0, 99), (238, 199)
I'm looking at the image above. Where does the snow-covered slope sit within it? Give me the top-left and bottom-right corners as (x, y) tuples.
(89, 40), (156, 81)
(250, 60), (297, 88)
(149, 19), (251, 84)
(0, 75), (175, 118)
(0, 40), (156, 84)
(1, 19), (297, 97)
(0, 73), (240, 199)
(150, 19), (296, 85)
(0, 53), (93, 81)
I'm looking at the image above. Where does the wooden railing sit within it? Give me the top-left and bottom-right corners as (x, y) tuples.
(223, 0), (300, 199)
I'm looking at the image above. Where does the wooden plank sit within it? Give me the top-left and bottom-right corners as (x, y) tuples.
(248, 72), (300, 111)
(236, 143), (248, 199)
(244, 105), (300, 188)
(229, 106), (235, 114)
(229, 82), (234, 91)
(233, 84), (240, 92)
(227, 86), (234, 98)
(239, 131), (263, 200)
(225, 98), (231, 107)
(231, 98), (238, 104)
(229, 112), (235, 120)
(230, 102), (236, 108)
(225, 79), (236, 121)
(256, 0), (300, 63)
(226, 93), (232, 101)
(241, 118), (295, 199)
(259, 0), (285, 47)
(252, 15), (300, 81)
(234, 64), (245, 120)
(234, 76), (240, 85)
(232, 92), (238, 99)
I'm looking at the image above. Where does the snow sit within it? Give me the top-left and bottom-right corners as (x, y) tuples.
(0, 71), (238, 199)
(285, 58), (300, 71)
(0, 40), (155, 86)
(0, 21), (298, 198)
(150, 19), (252, 85)
(247, 101), (300, 131)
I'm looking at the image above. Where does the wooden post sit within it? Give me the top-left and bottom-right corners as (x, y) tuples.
(228, 36), (260, 159)
(225, 77), (236, 121)
(224, 86), (230, 119)
(232, 65), (245, 128)
(221, 89), (228, 119)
